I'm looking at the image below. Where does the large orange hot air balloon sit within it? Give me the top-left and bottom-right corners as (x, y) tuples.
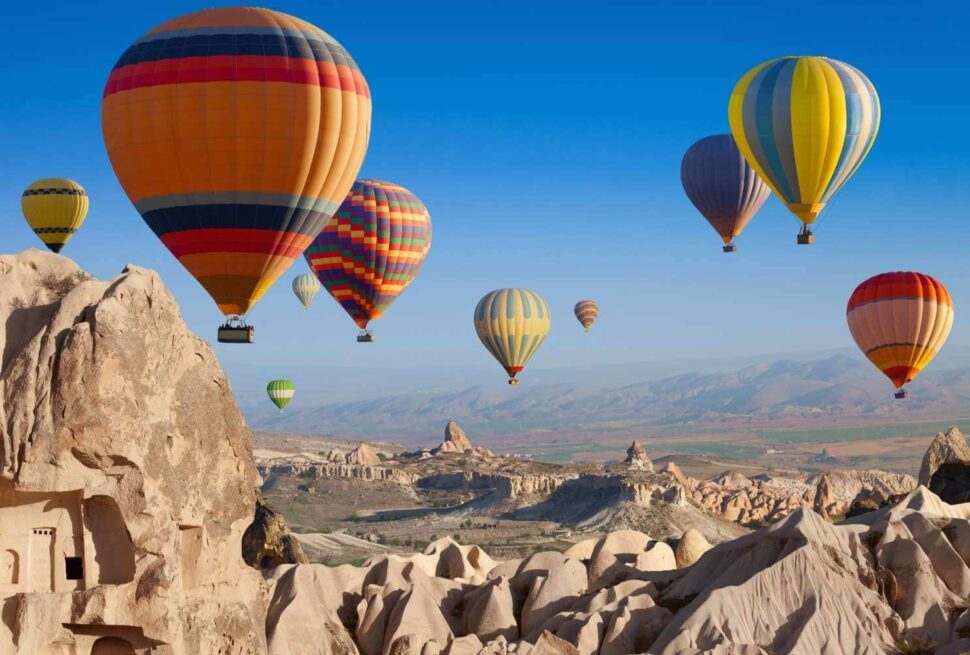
(847, 272), (953, 399)
(101, 7), (371, 342)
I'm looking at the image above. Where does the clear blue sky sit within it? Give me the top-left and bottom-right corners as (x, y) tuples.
(2, 0), (968, 382)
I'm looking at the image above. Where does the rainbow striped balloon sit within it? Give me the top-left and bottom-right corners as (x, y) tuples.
(729, 56), (880, 236)
(102, 7), (371, 318)
(305, 180), (432, 332)
(847, 272), (953, 394)
(574, 300), (599, 332)
(474, 289), (551, 384)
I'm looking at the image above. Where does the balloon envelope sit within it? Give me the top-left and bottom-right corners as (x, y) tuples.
(574, 300), (599, 332)
(729, 56), (879, 228)
(102, 7), (371, 317)
(267, 379), (295, 411)
(305, 180), (432, 330)
(680, 135), (770, 246)
(474, 289), (551, 383)
(21, 178), (89, 253)
(292, 273), (321, 309)
(847, 272), (953, 390)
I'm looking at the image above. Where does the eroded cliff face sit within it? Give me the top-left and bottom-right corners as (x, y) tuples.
(0, 250), (267, 654)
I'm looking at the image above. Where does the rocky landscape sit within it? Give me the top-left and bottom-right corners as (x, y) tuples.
(255, 422), (918, 563)
(4, 250), (970, 654)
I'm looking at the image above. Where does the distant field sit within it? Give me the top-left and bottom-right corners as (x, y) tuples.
(762, 419), (970, 445)
(496, 416), (968, 474)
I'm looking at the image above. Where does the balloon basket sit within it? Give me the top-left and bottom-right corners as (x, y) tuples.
(357, 331), (375, 343)
(797, 231), (814, 245)
(722, 243), (736, 253)
(895, 389), (908, 399)
(508, 379), (520, 385)
(218, 318), (254, 344)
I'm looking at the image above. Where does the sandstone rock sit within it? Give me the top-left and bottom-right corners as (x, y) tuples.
(919, 427), (970, 486)
(930, 461), (970, 504)
(0, 251), (267, 654)
(347, 442), (382, 466)
(595, 530), (651, 558)
(434, 421), (475, 455)
(675, 529), (712, 568)
(659, 461), (694, 489)
(812, 473), (835, 520)
(443, 635), (483, 655)
(562, 538), (598, 561)
(265, 565), (359, 654)
(383, 578), (455, 652)
(462, 577), (518, 643)
(635, 541), (676, 572)
(530, 631), (580, 655)
(520, 559), (587, 636)
(623, 441), (653, 471)
(243, 491), (309, 569)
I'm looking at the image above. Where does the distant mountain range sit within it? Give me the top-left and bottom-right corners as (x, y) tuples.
(241, 354), (970, 442)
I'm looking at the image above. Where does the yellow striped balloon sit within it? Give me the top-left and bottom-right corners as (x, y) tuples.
(729, 56), (880, 243)
(21, 178), (89, 253)
(474, 289), (551, 385)
(574, 300), (599, 332)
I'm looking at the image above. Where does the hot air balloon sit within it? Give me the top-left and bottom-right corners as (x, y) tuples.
(305, 180), (432, 342)
(847, 272), (953, 399)
(267, 379), (295, 412)
(729, 56), (880, 244)
(574, 300), (599, 332)
(101, 7), (371, 343)
(474, 289), (550, 384)
(21, 178), (89, 253)
(680, 135), (770, 252)
(292, 273), (321, 309)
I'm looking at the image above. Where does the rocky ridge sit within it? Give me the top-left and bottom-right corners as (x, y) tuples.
(0, 250), (266, 653)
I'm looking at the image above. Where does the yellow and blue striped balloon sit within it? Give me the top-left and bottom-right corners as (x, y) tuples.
(729, 56), (880, 240)
(474, 289), (551, 385)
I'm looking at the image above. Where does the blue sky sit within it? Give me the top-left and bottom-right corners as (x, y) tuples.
(2, 0), (968, 390)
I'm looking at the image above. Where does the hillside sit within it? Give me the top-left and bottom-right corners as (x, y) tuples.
(244, 355), (970, 444)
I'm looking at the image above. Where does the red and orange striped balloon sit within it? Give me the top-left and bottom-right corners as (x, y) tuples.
(102, 7), (371, 318)
(847, 272), (953, 393)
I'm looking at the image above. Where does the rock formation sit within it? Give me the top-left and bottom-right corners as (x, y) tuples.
(929, 461), (970, 504)
(622, 441), (652, 471)
(347, 442), (381, 466)
(674, 529), (711, 568)
(0, 250), (267, 653)
(433, 420), (493, 458)
(243, 492), (309, 569)
(812, 473), (835, 520)
(918, 426), (970, 486)
(253, 487), (970, 653)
